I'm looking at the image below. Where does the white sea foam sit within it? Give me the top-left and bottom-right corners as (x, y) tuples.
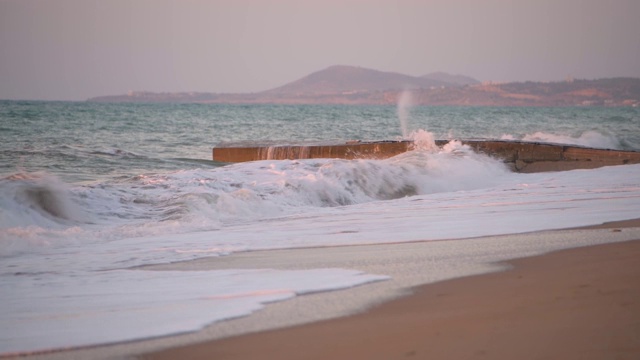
(1, 268), (387, 354)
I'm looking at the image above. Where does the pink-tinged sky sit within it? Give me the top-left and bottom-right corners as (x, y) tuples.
(1, 0), (639, 101)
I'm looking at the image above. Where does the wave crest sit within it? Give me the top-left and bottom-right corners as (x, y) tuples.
(0, 173), (88, 228)
(501, 130), (623, 149)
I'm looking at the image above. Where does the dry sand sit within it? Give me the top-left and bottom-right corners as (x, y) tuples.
(142, 220), (640, 360)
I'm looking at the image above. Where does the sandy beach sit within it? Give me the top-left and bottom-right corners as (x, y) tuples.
(8, 221), (640, 360)
(143, 224), (640, 360)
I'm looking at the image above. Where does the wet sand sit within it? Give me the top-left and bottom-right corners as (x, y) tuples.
(10, 221), (640, 360)
(143, 220), (640, 360)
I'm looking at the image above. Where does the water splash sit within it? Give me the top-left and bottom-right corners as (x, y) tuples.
(397, 90), (413, 139)
(407, 129), (438, 152)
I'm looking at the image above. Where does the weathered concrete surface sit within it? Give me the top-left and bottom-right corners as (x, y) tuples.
(456, 141), (640, 172)
(212, 140), (640, 173)
(213, 141), (412, 163)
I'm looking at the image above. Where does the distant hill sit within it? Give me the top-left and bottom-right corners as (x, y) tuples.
(406, 78), (640, 107)
(263, 65), (456, 95)
(87, 66), (640, 107)
(421, 72), (480, 86)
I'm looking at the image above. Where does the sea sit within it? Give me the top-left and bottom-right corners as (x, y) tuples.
(1, 100), (640, 355)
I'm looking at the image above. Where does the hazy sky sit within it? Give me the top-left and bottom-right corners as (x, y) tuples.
(1, 0), (639, 101)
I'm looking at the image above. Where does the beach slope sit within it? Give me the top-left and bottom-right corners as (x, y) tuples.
(144, 237), (640, 360)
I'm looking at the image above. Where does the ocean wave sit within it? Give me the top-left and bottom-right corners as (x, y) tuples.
(0, 173), (91, 256)
(89, 148), (143, 158)
(1, 135), (513, 255)
(148, 134), (509, 217)
(0, 173), (89, 227)
(500, 130), (623, 149)
(168, 157), (226, 167)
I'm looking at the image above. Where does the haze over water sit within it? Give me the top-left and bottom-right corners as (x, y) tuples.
(1, 101), (640, 354)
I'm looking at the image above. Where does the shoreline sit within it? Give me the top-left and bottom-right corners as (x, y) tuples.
(8, 220), (640, 360)
(144, 237), (640, 360)
(142, 218), (640, 360)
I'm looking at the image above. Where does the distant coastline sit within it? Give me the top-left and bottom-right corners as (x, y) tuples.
(87, 65), (640, 107)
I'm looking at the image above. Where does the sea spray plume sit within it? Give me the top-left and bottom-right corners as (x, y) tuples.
(408, 129), (438, 152)
(397, 90), (413, 139)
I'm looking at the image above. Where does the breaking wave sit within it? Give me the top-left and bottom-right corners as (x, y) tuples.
(500, 130), (623, 150)
(1, 132), (511, 255)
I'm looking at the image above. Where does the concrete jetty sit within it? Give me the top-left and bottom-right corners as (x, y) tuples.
(212, 140), (640, 173)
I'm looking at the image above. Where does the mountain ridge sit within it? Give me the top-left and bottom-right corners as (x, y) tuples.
(421, 71), (480, 86)
(262, 65), (461, 95)
(87, 66), (640, 107)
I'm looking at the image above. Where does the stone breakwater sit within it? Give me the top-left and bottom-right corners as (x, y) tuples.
(212, 140), (640, 173)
